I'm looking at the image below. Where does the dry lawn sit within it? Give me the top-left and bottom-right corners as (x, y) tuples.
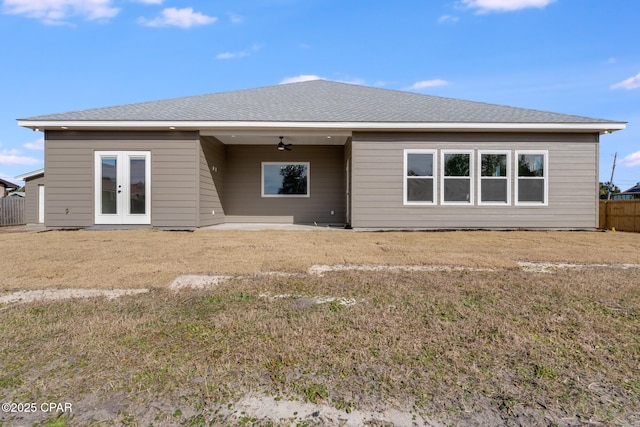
(1, 229), (640, 290)
(0, 229), (639, 426)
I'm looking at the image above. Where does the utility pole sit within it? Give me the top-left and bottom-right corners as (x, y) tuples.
(607, 152), (617, 200)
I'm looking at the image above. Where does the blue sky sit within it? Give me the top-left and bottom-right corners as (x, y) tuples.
(1, 0), (639, 190)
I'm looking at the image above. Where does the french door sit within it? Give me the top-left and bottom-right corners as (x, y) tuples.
(95, 151), (151, 224)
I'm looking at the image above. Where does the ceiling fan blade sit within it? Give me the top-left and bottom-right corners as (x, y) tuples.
(277, 136), (293, 151)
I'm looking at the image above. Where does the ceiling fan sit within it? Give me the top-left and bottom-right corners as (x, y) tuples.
(277, 136), (292, 151)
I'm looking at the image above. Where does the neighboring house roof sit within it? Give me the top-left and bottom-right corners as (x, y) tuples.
(17, 80), (625, 134)
(611, 182), (640, 199)
(15, 168), (44, 181)
(8, 192), (25, 197)
(0, 178), (19, 190)
(622, 182), (640, 194)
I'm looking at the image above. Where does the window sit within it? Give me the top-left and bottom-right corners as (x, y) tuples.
(478, 151), (510, 205)
(515, 151), (547, 205)
(404, 149), (436, 205)
(441, 150), (473, 205)
(262, 162), (309, 197)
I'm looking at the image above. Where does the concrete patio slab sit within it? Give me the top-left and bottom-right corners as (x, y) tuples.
(197, 223), (346, 231)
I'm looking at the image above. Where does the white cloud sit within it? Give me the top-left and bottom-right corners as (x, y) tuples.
(279, 75), (367, 85)
(23, 138), (44, 150)
(408, 79), (449, 90)
(216, 44), (261, 60)
(280, 75), (324, 84)
(340, 77), (366, 85)
(216, 52), (242, 60)
(229, 12), (243, 23)
(462, 0), (555, 13)
(279, 74), (366, 86)
(134, 0), (162, 4)
(138, 7), (217, 28)
(3, 0), (119, 24)
(0, 149), (40, 166)
(611, 72), (640, 90)
(438, 14), (459, 23)
(619, 151), (640, 168)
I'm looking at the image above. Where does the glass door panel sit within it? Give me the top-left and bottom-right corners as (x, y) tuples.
(101, 156), (118, 215)
(129, 157), (146, 215)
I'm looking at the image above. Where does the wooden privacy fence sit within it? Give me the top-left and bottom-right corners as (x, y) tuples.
(0, 197), (25, 226)
(599, 200), (640, 232)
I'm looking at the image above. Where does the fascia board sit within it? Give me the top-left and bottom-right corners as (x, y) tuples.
(15, 168), (45, 180)
(17, 120), (627, 133)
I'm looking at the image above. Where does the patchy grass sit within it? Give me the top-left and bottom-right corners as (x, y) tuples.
(0, 229), (640, 290)
(1, 266), (639, 425)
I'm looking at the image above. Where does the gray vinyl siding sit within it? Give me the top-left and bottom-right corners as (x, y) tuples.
(198, 136), (226, 227)
(24, 173), (45, 224)
(344, 138), (352, 226)
(44, 131), (199, 228)
(224, 145), (345, 224)
(351, 132), (599, 229)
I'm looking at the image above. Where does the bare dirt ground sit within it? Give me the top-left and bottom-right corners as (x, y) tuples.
(0, 229), (639, 426)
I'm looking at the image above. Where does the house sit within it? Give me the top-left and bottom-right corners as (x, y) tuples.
(16, 80), (625, 230)
(612, 182), (640, 200)
(0, 178), (19, 198)
(14, 169), (44, 224)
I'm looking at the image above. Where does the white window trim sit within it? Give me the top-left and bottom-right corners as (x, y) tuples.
(403, 149), (437, 205)
(261, 162), (310, 198)
(478, 150), (511, 206)
(515, 150), (548, 206)
(440, 150), (474, 206)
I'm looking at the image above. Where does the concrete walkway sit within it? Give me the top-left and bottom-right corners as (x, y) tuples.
(197, 223), (347, 231)
(0, 223), (347, 232)
(0, 223), (46, 233)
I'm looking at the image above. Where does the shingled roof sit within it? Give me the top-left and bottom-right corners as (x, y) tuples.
(622, 183), (640, 194)
(0, 178), (19, 190)
(21, 80), (622, 125)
